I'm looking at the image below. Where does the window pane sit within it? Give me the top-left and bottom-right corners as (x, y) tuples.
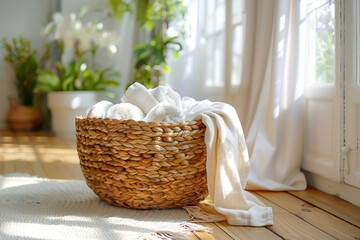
(203, 0), (244, 89)
(232, 0), (244, 24)
(205, 34), (225, 87)
(232, 25), (243, 86)
(206, 0), (225, 35)
(315, 0), (335, 83)
(214, 33), (225, 87)
(300, 0), (335, 85)
(205, 38), (215, 87)
(215, 0), (226, 33)
(206, 0), (216, 34)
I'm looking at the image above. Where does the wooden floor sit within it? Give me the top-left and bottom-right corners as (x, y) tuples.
(1, 130), (360, 240)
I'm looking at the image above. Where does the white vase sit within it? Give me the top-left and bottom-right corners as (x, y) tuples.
(48, 91), (99, 138)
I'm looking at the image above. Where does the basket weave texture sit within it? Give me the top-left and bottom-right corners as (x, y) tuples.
(75, 117), (208, 209)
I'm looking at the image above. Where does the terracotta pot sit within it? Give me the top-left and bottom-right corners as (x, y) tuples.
(6, 97), (43, 131)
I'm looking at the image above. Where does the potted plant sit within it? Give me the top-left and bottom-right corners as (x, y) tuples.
(2, 36), (43, 131)
(108, 0), (186, 89)
(35, 12), (121, 138)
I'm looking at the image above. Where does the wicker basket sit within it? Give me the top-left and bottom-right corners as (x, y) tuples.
(75, 117), (208, 209)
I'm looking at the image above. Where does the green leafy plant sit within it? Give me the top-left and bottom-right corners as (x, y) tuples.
(2, 36), (38, 106)
(36, 42), (121, 98)
(108, 0), (186, 89)
(35, 12), (121, 98)
(133, 34), (182, 88)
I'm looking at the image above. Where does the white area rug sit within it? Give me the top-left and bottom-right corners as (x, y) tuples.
(0, 174), (211, 240)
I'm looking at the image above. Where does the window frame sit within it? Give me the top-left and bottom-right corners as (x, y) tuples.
(200, 0), (245, 101)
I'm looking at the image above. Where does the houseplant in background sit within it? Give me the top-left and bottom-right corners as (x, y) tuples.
(1, 36), (43, 131)
(108, 0), (186, 89)
(35, 12), (121, 138)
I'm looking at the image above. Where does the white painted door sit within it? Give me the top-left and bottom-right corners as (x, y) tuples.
(343, 0), (360, 188)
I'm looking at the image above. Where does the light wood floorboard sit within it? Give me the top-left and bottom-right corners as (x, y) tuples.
(1, 130), (359, 239)
(289, 187), (360, 228)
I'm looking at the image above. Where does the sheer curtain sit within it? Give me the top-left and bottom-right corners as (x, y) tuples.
(169, 0), (307, 191)
(166, 0), (226, 102)
(237, 0), (306, 190)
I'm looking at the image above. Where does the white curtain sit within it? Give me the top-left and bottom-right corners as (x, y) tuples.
(168, 0), (307, 191)
(237, 0), (307, 190)
(166, 0), (226, 102)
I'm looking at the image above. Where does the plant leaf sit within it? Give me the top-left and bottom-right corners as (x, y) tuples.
(99, 79), (119, 87)
(163, 64), (171, 74)
(37, 73), (60, 89)
(33, 84), (54, 93)
(108, 0), (119, 15)
(62, 76), (74, 91)
(136, 0), (149, 24)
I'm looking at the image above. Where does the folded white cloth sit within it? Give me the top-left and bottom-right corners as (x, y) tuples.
(121, 82), (159, 114)
(106, 103), (144, 121)
(182, 97), (212, 121)
(143, 102), (185, 123)
(87, 100), (114, 118)
(122, 83), (185, 123)
(149, 85), (182, 108)
(182, 99), (273, 226)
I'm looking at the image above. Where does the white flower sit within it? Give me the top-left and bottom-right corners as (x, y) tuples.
(80, 63), (87, 71)
(99, 32), (121, 49)
(43, 12), (121, 53)
(53, 12), (64, 25)
(96, 23), (104, 30)
(76, 24), (96, 51)
(108, 44), (117, 54)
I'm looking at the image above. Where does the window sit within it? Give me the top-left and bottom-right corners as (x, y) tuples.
(231, 0), (244, 86)
(203, 0), (226, 87)
(201, 0), (244, 88)
(300, 0), (340, 181)
(344, 0), (360, 188)
(300, 0), (335, 85)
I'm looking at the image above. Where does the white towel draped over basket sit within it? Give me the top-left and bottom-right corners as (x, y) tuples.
(88, 82), (273, 226)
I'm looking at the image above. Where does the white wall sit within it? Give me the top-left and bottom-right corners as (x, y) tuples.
(0, 0), (57, 128)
